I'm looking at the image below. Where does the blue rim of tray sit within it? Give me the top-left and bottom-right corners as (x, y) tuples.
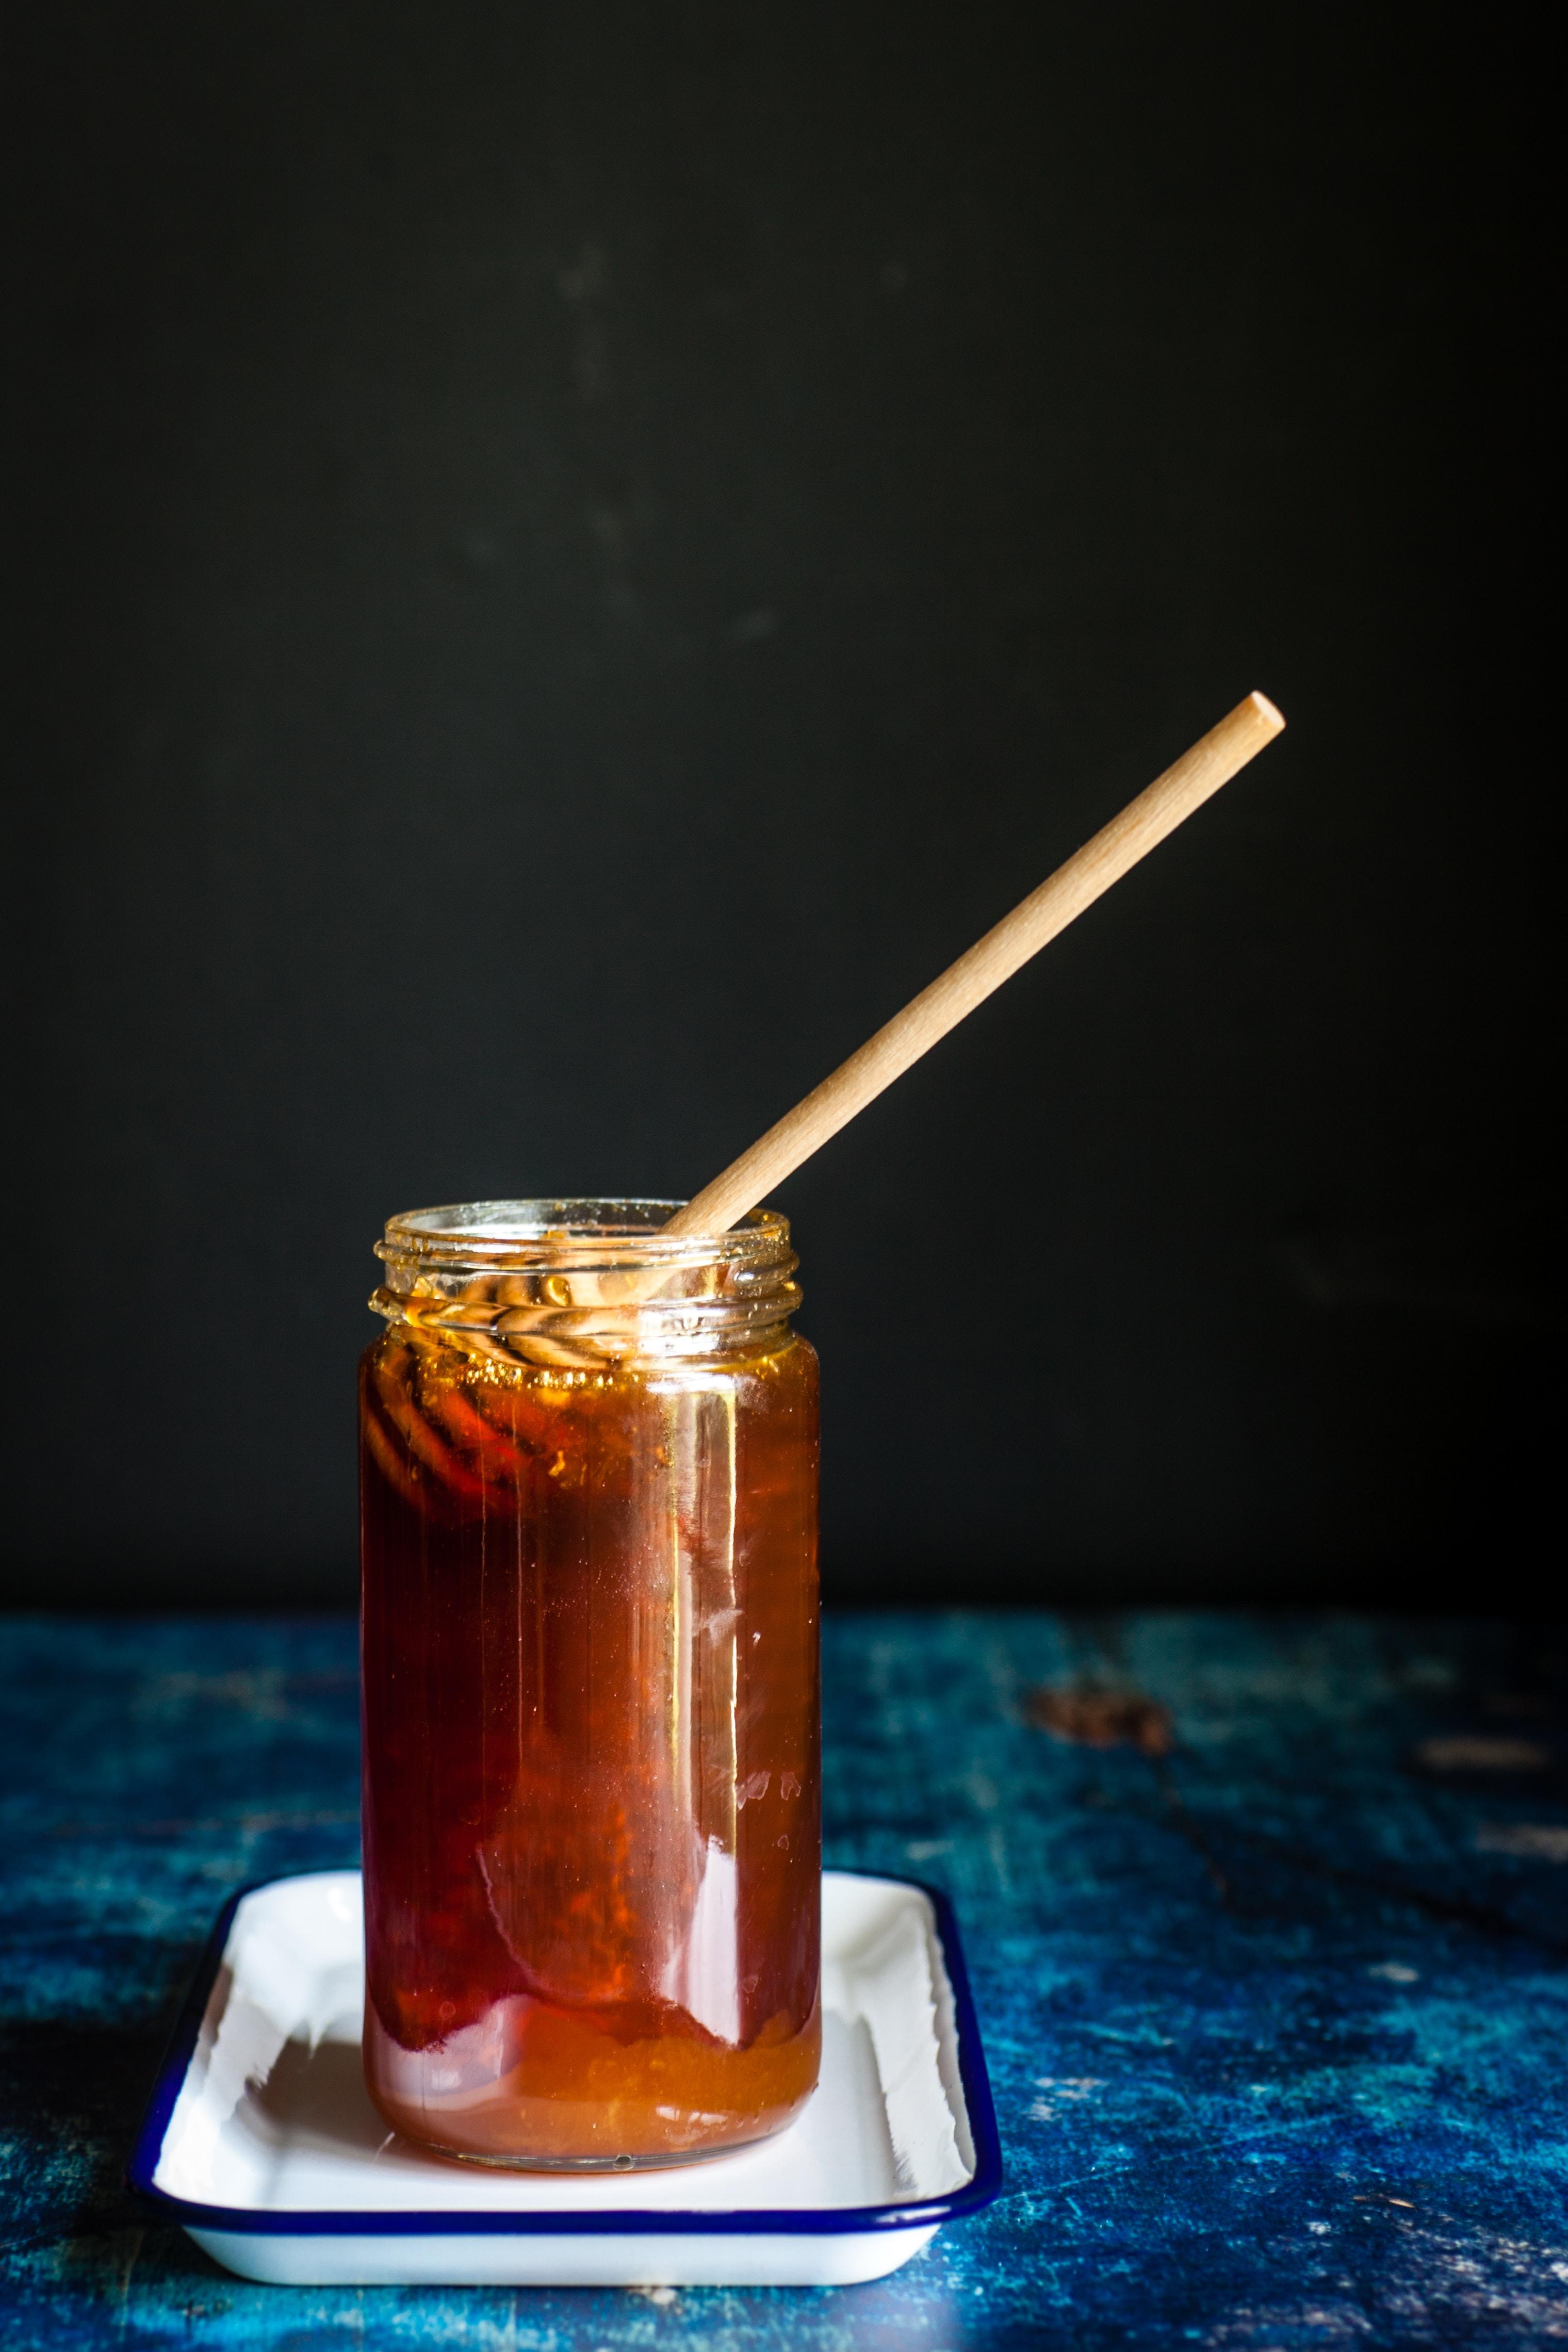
(125, 1868), (1003, 2238)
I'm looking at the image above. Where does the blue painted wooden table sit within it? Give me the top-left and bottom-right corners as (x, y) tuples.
(3, 1612), (1565, 2348)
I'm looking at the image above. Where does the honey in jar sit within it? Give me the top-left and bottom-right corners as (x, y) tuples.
(359, 1201), (820, 2168)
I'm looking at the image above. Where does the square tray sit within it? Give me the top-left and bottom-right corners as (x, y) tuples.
(128, 1868), (1001, 2286)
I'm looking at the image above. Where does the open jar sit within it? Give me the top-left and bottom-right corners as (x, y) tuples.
(358, 1200), (821, 2168)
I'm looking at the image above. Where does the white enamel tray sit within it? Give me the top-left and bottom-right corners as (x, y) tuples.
(128, 1868), (1001, 2286)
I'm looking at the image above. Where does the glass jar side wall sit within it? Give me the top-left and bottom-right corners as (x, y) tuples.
(359, 1320), (821, 2168)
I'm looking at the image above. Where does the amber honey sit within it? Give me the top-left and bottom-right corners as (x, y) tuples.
(359, 1202), (820, 2168)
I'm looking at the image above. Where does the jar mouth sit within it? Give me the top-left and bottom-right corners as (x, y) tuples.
(371, 1200), (799, 1370)
(378, 1199), (786, 1273)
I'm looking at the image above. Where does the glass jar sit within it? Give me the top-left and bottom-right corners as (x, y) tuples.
(358, 1200), (821, 2169)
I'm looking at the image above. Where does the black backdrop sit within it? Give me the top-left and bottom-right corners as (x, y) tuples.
(4, 4), (1552, 1610)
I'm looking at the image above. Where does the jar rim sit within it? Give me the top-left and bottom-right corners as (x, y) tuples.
(377, 1198), (788, 1273)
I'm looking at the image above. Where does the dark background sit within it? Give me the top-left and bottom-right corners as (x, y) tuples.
(3, 4), (1553, 1611)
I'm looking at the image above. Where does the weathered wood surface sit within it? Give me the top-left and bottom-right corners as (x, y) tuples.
(2, 1612), (1564, 2349)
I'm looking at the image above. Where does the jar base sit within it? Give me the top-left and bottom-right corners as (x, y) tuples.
(363, 2000), (823, 2174)
(386, 2122), (802, 2175)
